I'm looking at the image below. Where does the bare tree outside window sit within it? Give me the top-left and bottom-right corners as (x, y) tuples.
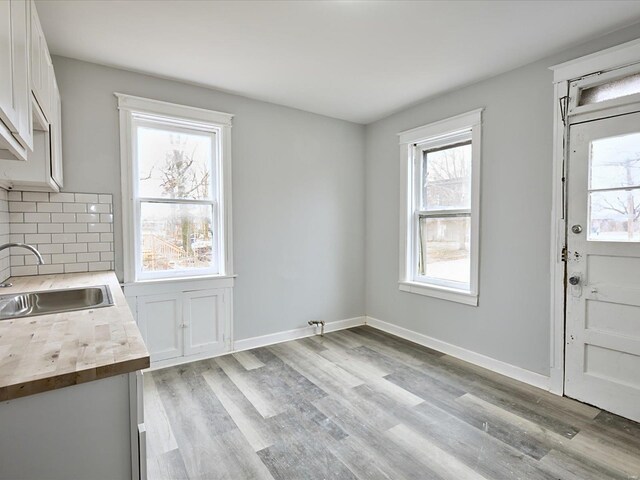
(137, 126), (217, 272)
(589, 133), (640, 242)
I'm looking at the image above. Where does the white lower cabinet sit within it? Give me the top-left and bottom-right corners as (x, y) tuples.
(130, 285), (232, 365)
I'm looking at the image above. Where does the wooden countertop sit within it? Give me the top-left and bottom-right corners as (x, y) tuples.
(0, 271), (150, 401)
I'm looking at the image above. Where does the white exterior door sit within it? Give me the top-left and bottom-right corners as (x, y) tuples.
(137, 293), (183, 362)
(183, 288), (228, 357)
(565, 110), (640, 422)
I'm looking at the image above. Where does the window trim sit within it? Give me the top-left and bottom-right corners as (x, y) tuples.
(398, 108), (482, 306)
(116, 93), (234, 284)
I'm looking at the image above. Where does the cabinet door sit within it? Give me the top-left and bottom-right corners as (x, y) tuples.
(0, 1), (18, 132)
(183, 289), (228, 357)
(137, 293), (183, 362)
(50, 79), (62, 187)
(0, 0), (31, 151)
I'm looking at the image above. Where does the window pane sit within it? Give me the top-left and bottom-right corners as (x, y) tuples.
(590, 133), (640, 190)
(421, 142), (471, 210)
(579, 73), (640, 106)
(589, 189), (640, 242)
(137, 125), (214, 200)
(418, 216), (470, 285)
(141, 202), (217, 273)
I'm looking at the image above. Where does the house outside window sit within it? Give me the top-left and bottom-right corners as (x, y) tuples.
(398, 109), (482, 306)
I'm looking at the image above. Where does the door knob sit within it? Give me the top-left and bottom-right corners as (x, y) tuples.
(569, 275), (580, 286)
(571, 225), (583, 234)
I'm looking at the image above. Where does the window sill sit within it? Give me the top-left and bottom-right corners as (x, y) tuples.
(122, 274), (236, 295)
(398, 281), (478, 306)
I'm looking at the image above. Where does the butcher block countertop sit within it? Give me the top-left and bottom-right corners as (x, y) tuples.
(0, 271), (149, 401)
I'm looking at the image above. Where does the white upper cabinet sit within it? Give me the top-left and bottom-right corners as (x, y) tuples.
(0, 0), (63, 191)
(0, 0), (33, 161)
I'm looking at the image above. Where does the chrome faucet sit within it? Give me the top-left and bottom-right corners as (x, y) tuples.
(0, 243), (45, 287)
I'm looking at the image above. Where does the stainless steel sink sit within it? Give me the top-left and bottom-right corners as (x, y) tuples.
(0, 285), (114, 320)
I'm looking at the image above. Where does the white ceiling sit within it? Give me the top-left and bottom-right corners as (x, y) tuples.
(35, 0), (640, 124)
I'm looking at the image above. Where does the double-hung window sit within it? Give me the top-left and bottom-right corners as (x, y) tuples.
(399, 109), (482, 306)
(117, 94), (233, 282)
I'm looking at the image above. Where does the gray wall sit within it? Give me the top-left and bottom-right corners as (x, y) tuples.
(53, 56), (366, 340)
(364, 25), (640, 376)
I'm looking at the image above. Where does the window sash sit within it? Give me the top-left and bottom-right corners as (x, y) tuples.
(131, 116), (223, 281)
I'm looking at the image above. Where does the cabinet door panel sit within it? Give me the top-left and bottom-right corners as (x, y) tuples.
(183, 289), (227, 356)
(10, 0), (32, 150)
(0, 1), (18, 131)
(137, 293), (182, 362)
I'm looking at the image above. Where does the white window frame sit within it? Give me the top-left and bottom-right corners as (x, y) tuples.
(398, 109), (482, 306)
(116, 93), (234, 284)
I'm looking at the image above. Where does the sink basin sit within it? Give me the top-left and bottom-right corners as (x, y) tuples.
(0, 285), (114, 320)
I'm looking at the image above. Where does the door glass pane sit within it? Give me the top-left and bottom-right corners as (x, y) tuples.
(421, 142), (472, 210)
(589, 189), (640, 242)
(579, 73), (640, 106)
(137, 125), (214, 200)
(418, 216), (470, 286)
(590, 133), (640, 190)
(140, 202), (216, 273)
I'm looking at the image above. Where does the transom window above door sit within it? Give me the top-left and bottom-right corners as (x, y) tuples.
(117, 94), (233, 283)
(398, 109), (482, 306)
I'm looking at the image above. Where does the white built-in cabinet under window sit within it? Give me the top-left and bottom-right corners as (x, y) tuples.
(398, 109), (482, 306)
(117, 94), (235, 366)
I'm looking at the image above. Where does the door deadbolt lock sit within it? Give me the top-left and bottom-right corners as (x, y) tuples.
(568, 275), (580, 286)
(571, 224), (583, 234)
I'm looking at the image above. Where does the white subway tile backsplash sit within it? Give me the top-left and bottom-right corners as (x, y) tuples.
(75, 193), (98, 203)
(63, 203), (87, 213)
(24, 233), (51, 244)
(9, 202), (36, 212)
(63, 223), (88, 233)
(88, 242), (110, 252)
(37, 202), (63, 213)
(38, 264), (64, 275)
(11, 224), (37, 234)
(12, 265), (37, 276)
(52, 233), (76, 244)
(63, 243), (88, 253)
(22, 192), (49, 202)
(77, 233), (100, 243)
(24, 212), (51, 223)
(38, 223), (64, 234)
(50, 192), (75, 203)
(100, 251), (114, 262)
(7, 191), (114, 277)
(77, 213), (100, 223)
(37, 243), (63, 254)
(88, 261), (111, 272)
(88, 223), (110, 233)
(51, 253), (77, 264)
(51, 213), (76, 223)
(64, 263), (88, 273)
(88, 203), (111, 214)
(77, 252), (100, 262)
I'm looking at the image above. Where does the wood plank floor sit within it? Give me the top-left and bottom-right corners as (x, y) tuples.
(145, 326), (640, 480)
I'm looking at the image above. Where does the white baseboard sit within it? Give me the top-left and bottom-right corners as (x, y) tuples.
(232, 316), (366, 352)
(365, 316), (550, 391)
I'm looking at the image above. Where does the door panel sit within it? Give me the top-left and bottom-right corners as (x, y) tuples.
(566, 111), (640, 422)
(183, 289), (226, 357)
(137, 293), (182, 362)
